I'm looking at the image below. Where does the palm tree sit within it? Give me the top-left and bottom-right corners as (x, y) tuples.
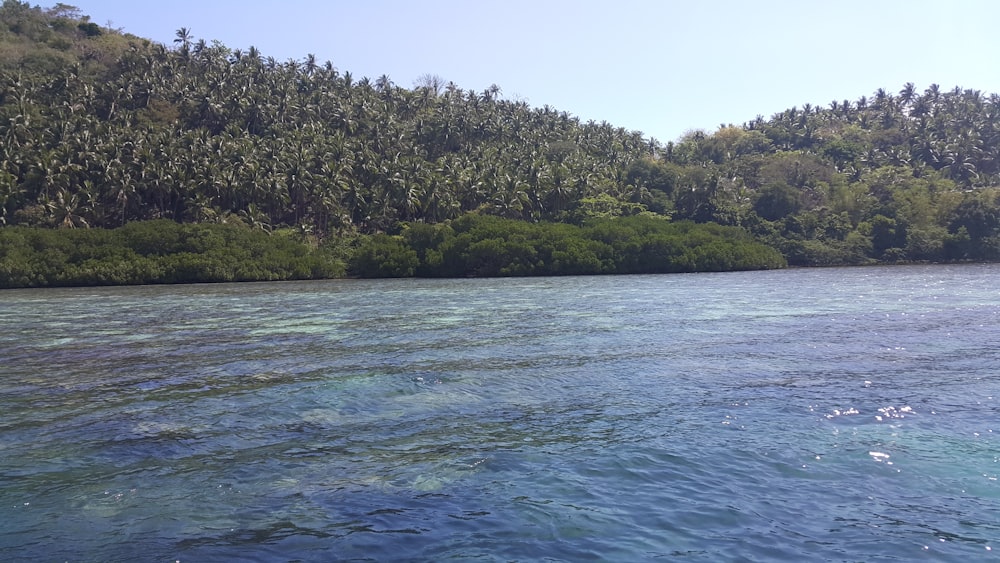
(899, 82), (916, 110)
(925, 83), (941, 103)
(173, 27), (192, 61)
(46, 188), (90, 228)
(375, 74), (393, 94)
(174, 27), (192, 47)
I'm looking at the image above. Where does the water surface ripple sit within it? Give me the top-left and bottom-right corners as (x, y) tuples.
(2, 265), (999, 561)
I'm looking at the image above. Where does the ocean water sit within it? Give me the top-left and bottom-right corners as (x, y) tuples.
(1, 264), (998, 561)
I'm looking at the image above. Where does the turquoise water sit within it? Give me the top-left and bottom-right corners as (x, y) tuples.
(2, 265), (999, 561)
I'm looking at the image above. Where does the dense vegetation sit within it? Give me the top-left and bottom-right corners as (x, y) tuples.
(350, 214), (785, 278)
(1, 2), (999, 288)
(0, 220), (343, 287)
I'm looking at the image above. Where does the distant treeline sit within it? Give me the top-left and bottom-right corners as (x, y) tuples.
(1, 1), (999, 280)
(0, 215), (785, 288)
(0, 220), (343, 288)
(349, 214), (786, 278)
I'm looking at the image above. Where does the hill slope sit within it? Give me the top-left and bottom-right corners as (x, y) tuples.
(1, 1), (999, 269)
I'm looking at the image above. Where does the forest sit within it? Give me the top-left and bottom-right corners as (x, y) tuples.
(1, 2), (998, 287)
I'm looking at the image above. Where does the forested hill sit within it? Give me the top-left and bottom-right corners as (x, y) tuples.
(2, 1), (1000, 273)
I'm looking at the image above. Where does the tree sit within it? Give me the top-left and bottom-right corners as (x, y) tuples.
(174, 27), (192, 47)
(753, 182), (801, 221)
(949, 196), (999, 240)
(348, 234), (418, 277)
(867, 214), (905, 258)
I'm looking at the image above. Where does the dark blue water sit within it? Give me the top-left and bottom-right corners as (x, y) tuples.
(2, 265), (999, 561)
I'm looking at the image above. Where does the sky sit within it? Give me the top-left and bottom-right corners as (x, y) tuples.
(71, 0), (1000, 143)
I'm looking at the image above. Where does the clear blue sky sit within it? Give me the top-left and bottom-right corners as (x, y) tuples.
(72, 0), (1000, 143)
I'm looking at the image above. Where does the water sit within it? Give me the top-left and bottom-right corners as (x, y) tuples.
(1, 265), (999, 561)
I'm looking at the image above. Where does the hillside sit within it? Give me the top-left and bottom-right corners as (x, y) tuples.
(1, 1), (999, 282)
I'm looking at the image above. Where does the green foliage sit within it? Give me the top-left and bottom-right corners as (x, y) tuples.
(626, 157), (678, 195)
(1, 2), (999, 278)
(347, 213), (785, 278)
(866, 214), (905, 258)
(0, 1), (134, 76)
(0, 221), (344, 288)
(76, 21), (100, 37)
(0, 11), (663, 235)
(348, 234), (418, 278)
(753, 183), (802, 221)
(949, 197), (999, 240)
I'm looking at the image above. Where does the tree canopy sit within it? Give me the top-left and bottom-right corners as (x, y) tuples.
(1, 2), (999, 288)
